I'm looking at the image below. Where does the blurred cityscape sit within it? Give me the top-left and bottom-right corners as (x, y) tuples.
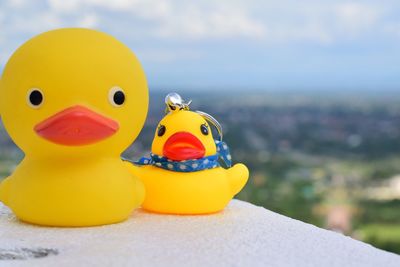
(1, 90), (400, 254)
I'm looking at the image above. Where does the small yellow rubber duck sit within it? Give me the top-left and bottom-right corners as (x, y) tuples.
(0, 28), (148, 226)
(126, 93), (249, 214)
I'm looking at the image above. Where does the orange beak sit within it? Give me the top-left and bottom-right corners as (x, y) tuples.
(163, 132), (205, 161)
(34, 105), (119, 146)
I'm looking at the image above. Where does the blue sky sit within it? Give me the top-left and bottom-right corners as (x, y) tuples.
(0, 0), (399, 91)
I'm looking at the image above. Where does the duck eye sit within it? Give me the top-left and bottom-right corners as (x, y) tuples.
(200, 124), (209, 135)
(109, 86), (125, 107)
(27, 88), (44, 108)
(158, 125), (166, 137)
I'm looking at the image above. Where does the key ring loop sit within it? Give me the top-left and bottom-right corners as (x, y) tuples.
(164, 92), (223, 141)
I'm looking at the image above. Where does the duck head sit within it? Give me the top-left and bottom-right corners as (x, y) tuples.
(151, 110), (217, 161)
(0, 28), (148, 158)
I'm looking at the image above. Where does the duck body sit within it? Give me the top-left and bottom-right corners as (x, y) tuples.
(0, 28), (149, 226)
(2, 158), (144, 226)
(130, 163), (247, 214)
(129, 98), (249, 215)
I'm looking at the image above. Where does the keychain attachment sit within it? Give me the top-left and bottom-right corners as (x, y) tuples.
(164, 92), (223, 141)
(165, 93), (192, 113)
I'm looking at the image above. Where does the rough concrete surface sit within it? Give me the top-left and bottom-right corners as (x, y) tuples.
(0, 200), (399, 267)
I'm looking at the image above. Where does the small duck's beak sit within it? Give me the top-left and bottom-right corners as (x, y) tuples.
(163, 132), (205, 161)
(34, 105), (119, 146)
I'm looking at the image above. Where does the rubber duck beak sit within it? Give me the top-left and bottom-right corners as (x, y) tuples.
(163, 132), (205, 161)
(34, 105), (119, 146)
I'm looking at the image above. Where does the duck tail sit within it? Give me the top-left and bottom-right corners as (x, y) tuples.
(227, 163), (249, 196)
(123, 161), (145, 205)
(123, 160), (142, 177)
(0, 177), (10, 205)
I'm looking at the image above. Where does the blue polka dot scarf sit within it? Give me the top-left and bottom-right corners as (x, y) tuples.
(129, 140), (232, 172)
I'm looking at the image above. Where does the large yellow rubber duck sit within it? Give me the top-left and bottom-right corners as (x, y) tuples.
(0, 28), (148, 226)
(126, 93), (249, 214)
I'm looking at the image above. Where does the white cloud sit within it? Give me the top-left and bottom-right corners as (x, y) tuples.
(154, 7), (266, 40)
(0, 0), (399, 68)
(47, 0), (83, 12)
(135, 49), (203, 63)
(7, 0), (29, 8)
(77, 13), (99, 28)
(46, 0), (267, 40)
(278, 23), (333, 44)
(334, 2), (383, 36)
(3, 0), (394, 45)
(20, 13), (63, 35)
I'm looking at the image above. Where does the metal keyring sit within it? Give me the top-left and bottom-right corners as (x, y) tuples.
(164, 92), (223, 141)
(195, 110), (223, 141)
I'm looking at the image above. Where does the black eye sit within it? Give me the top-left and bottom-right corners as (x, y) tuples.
(27, 88), (44, 108)
(200, 124), (209, 135)
(158, 125), (166, 137)
(109, 87), (125, 107)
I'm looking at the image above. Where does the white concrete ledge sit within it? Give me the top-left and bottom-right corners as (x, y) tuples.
(0, 200), (399, 267)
